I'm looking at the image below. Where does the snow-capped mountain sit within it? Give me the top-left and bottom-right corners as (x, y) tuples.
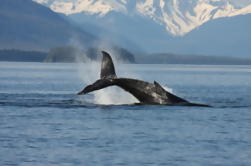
(34, 0), (251, 36)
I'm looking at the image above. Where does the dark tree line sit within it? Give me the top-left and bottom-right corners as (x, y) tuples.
(0, 49), (47, 62)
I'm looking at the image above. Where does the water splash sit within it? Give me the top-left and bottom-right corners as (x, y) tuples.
(93, 87), (138, 105)
(163, 86), (173, 94)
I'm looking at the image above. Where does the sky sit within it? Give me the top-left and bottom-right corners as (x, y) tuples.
(229, 0), (251, 7)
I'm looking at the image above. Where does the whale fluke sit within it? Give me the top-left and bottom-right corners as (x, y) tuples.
(77, 51), (116, 95)
(77, 79), (114, 95)
(77, 51), (210, 107)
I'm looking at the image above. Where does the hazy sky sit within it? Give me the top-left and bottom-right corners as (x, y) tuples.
(229, 0), (251, 7)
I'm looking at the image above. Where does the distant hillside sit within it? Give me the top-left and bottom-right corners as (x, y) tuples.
(0, 0), (96, 51)
(0, 46), (136, 63)
(44, 46), (136, 63)
(137, 53), (251, 65)
(1, 48), (251, 65)
(0, 49), (47, 62)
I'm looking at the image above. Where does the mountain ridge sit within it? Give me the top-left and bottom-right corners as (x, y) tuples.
(0, 0), (95, 51)
(34, 0), (251, 36)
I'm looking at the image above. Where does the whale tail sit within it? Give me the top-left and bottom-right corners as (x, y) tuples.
(77, 51), (210, 106)
(77, 51), (116, 95)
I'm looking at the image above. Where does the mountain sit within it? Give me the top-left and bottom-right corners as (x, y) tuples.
(67, 11), (169, 53)
(166, 13), (251, 57)
(0, 0), (95, 51)
(33, 0), (251, 58)
(34, 0), (251, 36)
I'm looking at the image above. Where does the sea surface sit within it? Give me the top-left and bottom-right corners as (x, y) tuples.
(0, 62), (251, 166)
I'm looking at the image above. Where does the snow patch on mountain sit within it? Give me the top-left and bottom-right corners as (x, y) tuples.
(35, 0), (128, 16)
(136, 0), (251, 35)
(33, 0), (251, 35)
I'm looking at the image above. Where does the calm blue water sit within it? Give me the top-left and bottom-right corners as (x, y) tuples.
(0, 62), (251, 166)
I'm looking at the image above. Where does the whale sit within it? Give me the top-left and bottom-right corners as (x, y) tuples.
(77, 51), (209, 107)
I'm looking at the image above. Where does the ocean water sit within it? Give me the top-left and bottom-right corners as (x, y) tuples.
(0, 62), (251, 166)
